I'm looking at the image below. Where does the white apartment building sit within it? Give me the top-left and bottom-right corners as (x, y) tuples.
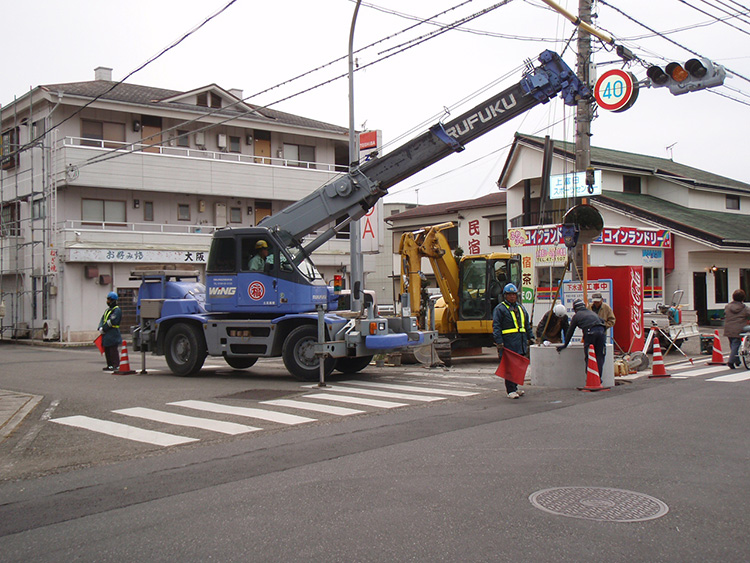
(0, 67), (372, 342)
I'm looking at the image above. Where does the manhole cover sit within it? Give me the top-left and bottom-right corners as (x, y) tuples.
(218, 389), (293, 401)
(529, 487), (669, 522)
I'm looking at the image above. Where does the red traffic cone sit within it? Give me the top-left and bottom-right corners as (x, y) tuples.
(649, 337), (670, 378)
(578, 345), (609, 392)
(707, 329), (725, 365)
(114, 341), (136, 375)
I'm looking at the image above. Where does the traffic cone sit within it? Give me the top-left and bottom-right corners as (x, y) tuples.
(578, 345), (609, 392)
(707, 329), (725, 365)
(648, 337), (670, 378)
(114, 341), (136, 375)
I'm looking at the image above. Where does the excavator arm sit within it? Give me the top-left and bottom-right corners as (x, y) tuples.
(259, 51), (589, 255)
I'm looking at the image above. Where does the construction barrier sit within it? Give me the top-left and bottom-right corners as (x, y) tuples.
(114, 341), (136, 375)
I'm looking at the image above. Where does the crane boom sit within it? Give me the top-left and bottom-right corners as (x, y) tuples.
(260, 50), (589, 254)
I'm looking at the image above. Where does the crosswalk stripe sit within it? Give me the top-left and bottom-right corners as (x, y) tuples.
(51, 415), (198, 446)
(707, 372), (750, 382)
(669, 366), (726, 378)
(168, 400), (316, 425)
(340, 380), (478, 397)
(113, 407), (260, 435)
(260, 399), (364, 416)
(304, 393), (407, 409)
(303, 385), (445, 402)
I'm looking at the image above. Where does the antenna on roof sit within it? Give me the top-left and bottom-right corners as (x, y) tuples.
(666, 142), (677, 161)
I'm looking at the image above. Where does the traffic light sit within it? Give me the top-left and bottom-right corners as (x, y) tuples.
(646, 58), (726, 95)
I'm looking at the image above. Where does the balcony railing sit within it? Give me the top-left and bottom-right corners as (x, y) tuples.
(509, 209), (565, 228)
(58, 220), (219, 235)
(61, 137), (349, 173)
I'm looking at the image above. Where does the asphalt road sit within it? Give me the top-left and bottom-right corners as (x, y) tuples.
(0, 342), (748, 562)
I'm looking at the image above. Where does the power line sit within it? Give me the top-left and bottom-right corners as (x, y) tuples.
(675, 0), (750, 36)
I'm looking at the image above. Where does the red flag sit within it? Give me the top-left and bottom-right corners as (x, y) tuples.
(495, 348), (529, 386)
(94, 334), (105, 355)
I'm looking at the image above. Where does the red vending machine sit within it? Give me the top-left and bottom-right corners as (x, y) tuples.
(588, 265), (645, 354)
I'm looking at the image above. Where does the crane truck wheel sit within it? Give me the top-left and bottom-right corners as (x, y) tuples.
(165, 323), (207, 376)
(335, 355), (373, 374)
(224, 356), (258, 370)
(282, 325), (335, 381)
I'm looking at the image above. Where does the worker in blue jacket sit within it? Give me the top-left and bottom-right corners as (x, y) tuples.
(98, 291), (123, 371)
(493, 283), (534, 399)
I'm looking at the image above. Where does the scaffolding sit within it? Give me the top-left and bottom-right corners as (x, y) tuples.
(1, 89), (58, 341)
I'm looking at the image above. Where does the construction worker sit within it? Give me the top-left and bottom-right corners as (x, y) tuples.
(248, 240), (270, 271)
(98, 291), (122, 371)
(589, 292), (616, 329)
(536, 303), (570, 344)
(493, 283), (534, 399)
(557, 299), (606, 382)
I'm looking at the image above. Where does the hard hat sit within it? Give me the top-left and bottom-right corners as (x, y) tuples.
(503, 283), (518, 294)
(107, 291), (118, 301)
(553, 304), (567, 317)
(572, 298), (586, 311)
(255, 240), (268, 249)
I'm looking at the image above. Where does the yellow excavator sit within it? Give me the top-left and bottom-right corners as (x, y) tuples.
(399, 222), (522, 365)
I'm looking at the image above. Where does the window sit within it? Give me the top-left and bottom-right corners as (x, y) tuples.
(714, 267), (728, 303)
(178, 204), (191, 221)
(283, 143), (315, 167)
(1, 202), (20, 236)
(230, 207), (242, 223)
(726, 194), (740, 210)
(1, 127), (19, 170)
(80, 120), (125, 148)
(197, 92), (208, 107)
(207, 237), (236, 273)
(176, 130), (190, 147)
(489, 219), (507, 246)
(82, 199), (126, 223)
(32, 199), (46, 220)
(644, 267), (663, 300)
(144, 201), (154, 222)
(197, 91), (222, 108)
(623, 175), (641, 194)
(741, 269), (750, 298)
(229, 136), (241, 153)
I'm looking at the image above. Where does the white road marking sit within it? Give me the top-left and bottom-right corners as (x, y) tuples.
(707, 371), (750, 382)
(309, 385), (445, 402)
(304, 393), (407, 409)
(668, 365), (727, 378)
(340, 380), (478, 397)
(113, 407), (260, 435)
(51, 415), (198, 446)
(168, 400), (316, 425)
(260, 399), (364, 416)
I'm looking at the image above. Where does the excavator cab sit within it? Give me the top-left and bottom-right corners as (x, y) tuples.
(457, 254), (522, 328)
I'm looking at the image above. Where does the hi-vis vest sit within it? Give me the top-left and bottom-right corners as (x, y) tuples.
(500, 302), (525, 335)
(104, 306), (120, 329)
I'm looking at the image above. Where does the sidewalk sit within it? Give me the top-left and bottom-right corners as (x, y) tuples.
(0, 390), (42, 443)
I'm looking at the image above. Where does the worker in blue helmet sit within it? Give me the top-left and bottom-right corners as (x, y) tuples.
(98, 291), (123, 371)
(492, 282), (534, 399)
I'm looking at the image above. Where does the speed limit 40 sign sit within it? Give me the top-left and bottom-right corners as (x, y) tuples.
(594, 69), (639, 113)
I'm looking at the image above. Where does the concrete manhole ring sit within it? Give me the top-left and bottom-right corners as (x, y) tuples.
(529, 487), (669, 522)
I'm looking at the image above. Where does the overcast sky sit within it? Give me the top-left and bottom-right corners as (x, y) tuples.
(3, 0), (749, 204)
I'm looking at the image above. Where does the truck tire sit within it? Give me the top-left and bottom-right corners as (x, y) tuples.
(165, 323), (207, 376)
(335, 355), (373, 374)
(282, 325), (335, 381)
(224, 356), (258, 370)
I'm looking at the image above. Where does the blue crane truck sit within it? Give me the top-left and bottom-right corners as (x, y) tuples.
(131, 50), (589, 380)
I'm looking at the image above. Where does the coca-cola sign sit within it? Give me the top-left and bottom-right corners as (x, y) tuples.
(630, 268), (643, 340)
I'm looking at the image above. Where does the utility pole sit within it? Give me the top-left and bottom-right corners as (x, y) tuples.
(576, 0), (593, 175)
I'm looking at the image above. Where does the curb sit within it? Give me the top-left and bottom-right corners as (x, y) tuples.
(0, 391), (43, 442)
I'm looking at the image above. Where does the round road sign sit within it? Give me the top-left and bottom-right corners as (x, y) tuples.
(594, 69), (639, 113)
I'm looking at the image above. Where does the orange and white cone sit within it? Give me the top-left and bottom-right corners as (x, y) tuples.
(114, 341), (136, 375)
(649, 337), (670, 378)
(707, 329), (725, 365)
(578, 345), (609, 392)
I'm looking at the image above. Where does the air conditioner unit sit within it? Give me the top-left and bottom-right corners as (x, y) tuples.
(41, 319), (60, 340)
(195, 132), (205, 147)
(217, 133), (227, 149)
